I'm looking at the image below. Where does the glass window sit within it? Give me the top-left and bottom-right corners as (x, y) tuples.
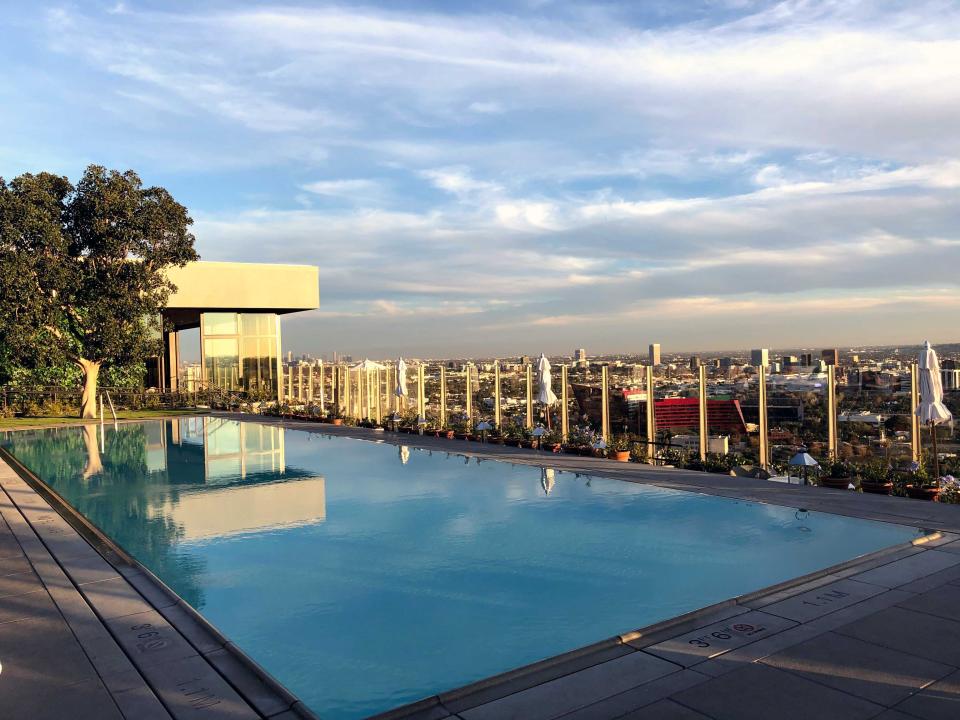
(204, 338), (240, 390)
(203, 313), (238, 336)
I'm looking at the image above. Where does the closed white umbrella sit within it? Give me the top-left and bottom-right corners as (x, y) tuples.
(916, 340), (953, 478)
(395, 357), (408, 408)
(536, 353), (558, 429)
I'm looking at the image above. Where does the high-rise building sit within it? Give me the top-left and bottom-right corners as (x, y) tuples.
(689, 355), (702, 371)
(575, 348), (587, 362)
(800, 353), (813, 366)
(942, 369), (960, 391)
(649, 343), (661, 366)
(750, 348), (769, 367)
(822, 348), (839, 366)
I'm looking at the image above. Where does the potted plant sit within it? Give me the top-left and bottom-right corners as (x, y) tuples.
(329, 408), (344, 426)
(820, 459), (854, 489)
(904, 462), (939, 501)
(541, 429), (562, 453)
(860, 460), (893, 495)
(610, 436), (631, 462)
(629, 441), (648, 464)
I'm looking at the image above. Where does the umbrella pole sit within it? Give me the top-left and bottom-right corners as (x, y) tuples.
(931, 423), (940, 479)
(546, 407), (552, 430)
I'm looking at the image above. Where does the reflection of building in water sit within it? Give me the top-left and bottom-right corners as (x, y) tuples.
(155, 477), (326, 542)
(150, 417), (326, 540)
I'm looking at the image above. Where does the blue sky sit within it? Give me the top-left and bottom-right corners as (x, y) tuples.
(2, 0), (960, 357)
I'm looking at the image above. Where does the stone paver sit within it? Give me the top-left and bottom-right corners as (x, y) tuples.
(897, 583), (960, 622)
(459, 651), (680, 720)
(620, 699), (711, 719)
(672, 663), (884, 720)
(850, 550), (960, 589)
(644, 610), (796, 667)
(761, 631), (952, 706)
(835, 606), (960, 667)
(894, 668), (960, 719)
(759, 577), (885, 623)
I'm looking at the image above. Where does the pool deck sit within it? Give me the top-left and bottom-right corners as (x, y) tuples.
(3, 413), (960, 719)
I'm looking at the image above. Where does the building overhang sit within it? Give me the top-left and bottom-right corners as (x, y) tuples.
(162, 261), (319, 330)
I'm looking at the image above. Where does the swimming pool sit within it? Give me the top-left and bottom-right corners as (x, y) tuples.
(1, 417), (920, 719)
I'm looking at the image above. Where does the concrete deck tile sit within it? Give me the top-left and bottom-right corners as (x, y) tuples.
(442, 644), (635, 713)
(619, 699), (711, 719)
(893, 668), (960, 720)
(672, 663), (884, 720)
(623, 605), (750, 650)
(80, 575), (156, 619)
(850, 550), (960, 589)
(555, 669), (709, 720)
(0, 676), (125, 720)
(644, 610), (797, 668)
(139, 653), (261, 720)
(933, 539), (960, 555)
(0, 552), (31, 576)
(112, 679), (176, 720)
(60, 548), (123, 586)
(896, 583), (960, 621)
(0, 582), (58, 624)
(696, 587), (916, 677)
(160, 601), (227, 654)
(759, 578), (886, 623)
(0, 613), (103, 688)
(894, 562), (960, 594)
(872, 711), (928, 720)
(0, 531), (22, 559)
(103, 608), (200, 670)
(760, 631), (952, 706)
(0, 568), (43, 598)
(125, 569), (180, 610)
(743, 571), (849, 609)
(459, 650), (680, 720)
(835, 606), (960, 667)
(204, 644), (296, 717)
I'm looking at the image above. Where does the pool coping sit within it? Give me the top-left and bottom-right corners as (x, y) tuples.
(3, 415), (958, 720)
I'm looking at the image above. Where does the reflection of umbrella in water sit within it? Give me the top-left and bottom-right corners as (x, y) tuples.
(399, 445), (410, 465)
(788, 452), (819, 485)
(540, 467), (555, 495)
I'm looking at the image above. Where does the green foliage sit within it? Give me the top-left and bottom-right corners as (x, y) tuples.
(0, 165), (198, 406)
(822, 458), (854, 478)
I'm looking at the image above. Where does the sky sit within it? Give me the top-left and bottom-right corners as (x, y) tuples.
(2, 0), (959, 358)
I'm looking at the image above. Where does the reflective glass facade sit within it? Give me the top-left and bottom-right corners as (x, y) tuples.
(201, 312), (280, 397)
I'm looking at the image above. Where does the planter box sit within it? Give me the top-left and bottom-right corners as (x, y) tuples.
(906, 485), (940, 501)
(820, 476), (852, 489)
(331, 419), (343, 426)
(613, 451), (631, 462)
(861, 481), (893, 495)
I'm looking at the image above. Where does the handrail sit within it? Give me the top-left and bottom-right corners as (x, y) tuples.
(106, 391), (118, 423)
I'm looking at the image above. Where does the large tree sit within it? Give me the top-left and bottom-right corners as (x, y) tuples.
(0, 165), (197, 417)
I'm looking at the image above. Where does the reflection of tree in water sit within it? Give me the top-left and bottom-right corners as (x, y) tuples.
(1, 423), (207, 609)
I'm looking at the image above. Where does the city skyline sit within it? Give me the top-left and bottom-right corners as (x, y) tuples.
(3, 1), (960, 356)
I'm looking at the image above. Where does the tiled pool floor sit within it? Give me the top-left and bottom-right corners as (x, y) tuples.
(4, 417), (960, 720)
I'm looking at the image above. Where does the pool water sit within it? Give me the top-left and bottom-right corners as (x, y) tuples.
(1, 418), (920, 719)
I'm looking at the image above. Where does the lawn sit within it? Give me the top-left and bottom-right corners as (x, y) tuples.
(0, 408), (207, 431)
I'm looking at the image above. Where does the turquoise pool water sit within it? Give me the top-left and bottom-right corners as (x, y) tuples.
(2, 418), (919, 719)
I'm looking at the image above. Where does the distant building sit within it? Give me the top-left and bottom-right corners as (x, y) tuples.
(649, 343), (661, 366)
(689, 355), (702, 371)
(822, 348), (839, 366)
(750, 348), (769, 367)
(800, 353), (813, 366)
(943, 359), (958, 370)
(943, 369), (960, 391)
(575, 348), (587, 362)
(719, 357), (735, 369)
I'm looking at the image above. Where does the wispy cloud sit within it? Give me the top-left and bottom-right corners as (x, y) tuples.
(2, 0), (959, 354)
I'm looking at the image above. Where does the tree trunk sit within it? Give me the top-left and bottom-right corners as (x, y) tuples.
(78, 358), (101, 419)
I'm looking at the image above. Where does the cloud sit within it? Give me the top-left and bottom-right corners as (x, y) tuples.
(3, 0), (959, 355)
